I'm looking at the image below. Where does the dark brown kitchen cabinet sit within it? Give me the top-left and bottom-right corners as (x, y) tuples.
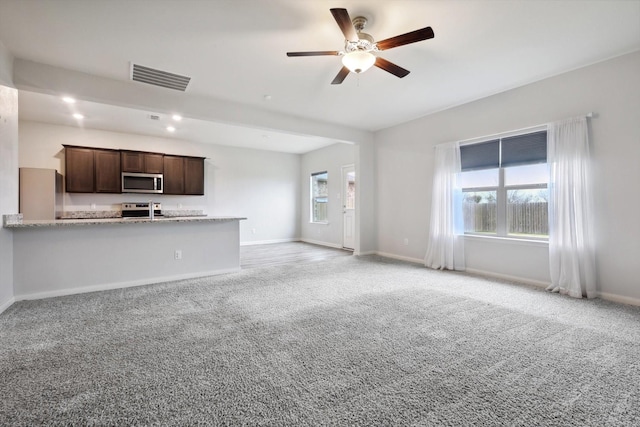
(163, 155), (205, 195)
(94, 149), (121, 193)
(64, 146), (120, 193)
(163, 155), (185, 195)
(144, 153), (164, 174)
(65, 146), (95, 193)
(121, 151), (164, 174)
(64, 145), (204, 195)
(184, 157), (204, 195)
(121, 151), (144, 172)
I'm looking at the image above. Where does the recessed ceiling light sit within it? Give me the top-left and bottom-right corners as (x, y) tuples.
(172, 114), (182, 121)
(166, 126), (176, 132)
(62, 97), (76, 104)
(72, 113), (84, 119)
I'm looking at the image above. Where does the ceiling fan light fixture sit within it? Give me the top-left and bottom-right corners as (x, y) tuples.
(341, 51), (376, 74)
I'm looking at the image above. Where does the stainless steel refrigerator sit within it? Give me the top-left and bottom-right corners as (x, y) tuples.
(19, 168), (63, 220)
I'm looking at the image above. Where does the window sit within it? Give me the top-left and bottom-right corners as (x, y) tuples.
(459, 130), (548, 239)
(311, 171), (328, 223)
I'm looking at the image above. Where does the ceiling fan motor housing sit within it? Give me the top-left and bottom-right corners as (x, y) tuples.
(345, 35), (376, 53)
(345, 16), (378, 53)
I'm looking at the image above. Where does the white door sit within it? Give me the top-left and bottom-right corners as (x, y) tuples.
(342, 165), (356, 250)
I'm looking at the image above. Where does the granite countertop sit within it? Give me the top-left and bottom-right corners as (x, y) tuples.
(3, 214), (246, 228)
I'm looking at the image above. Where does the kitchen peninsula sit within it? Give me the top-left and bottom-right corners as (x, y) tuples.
(5, 215), (246, 300)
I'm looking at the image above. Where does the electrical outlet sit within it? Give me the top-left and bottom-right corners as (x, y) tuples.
(251, 228), (256, 234)
(174, 250), (182, 260)
(90, 203), (96, 210)
(403, 238), (409, 246)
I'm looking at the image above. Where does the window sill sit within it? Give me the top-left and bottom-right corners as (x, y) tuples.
(310, 221), (330, 225)
(462, 234), (548, 247)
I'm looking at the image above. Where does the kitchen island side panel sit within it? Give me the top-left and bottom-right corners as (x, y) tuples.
(12, 220), (240, 299)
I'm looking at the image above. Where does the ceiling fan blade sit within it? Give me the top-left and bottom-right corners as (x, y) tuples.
(330, 8), (359, 42)
(287, 51), (340, 57)
(376, 27), (434, 50)
(374, 57), (410, 78)
(331, 66), (350, 85)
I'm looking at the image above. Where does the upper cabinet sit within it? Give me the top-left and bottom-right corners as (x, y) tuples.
(163, 156), (205, 195)
(64, 145), (204, 195)
(121, 151), (164, 174)
(163, 155), (185, 195)
(64, 146), (95, 193)
(184, 157), (205, 195)
(94, 149), (121, 193)
(145, 153), (164, 174)
(65, 146), (121, 193)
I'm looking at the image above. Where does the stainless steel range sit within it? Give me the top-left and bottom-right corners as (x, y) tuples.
(121, 202), (162, 218)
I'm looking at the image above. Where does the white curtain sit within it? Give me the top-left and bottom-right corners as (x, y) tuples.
(425, 141), (465, 270)
(547, 117), (597, 298)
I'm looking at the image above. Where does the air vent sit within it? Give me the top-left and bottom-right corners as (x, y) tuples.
(148, 114), (160, 121)
(131, 63), (191, 91)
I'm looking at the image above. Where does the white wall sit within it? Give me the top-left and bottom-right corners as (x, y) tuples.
(12, 220), (241, 299)
(15, 59), (372, 146)
(375, 51), (640, 304)
(0, 42), (17, 312)
(354, 141), (377, 255)
(300, 143), (355, 248)
(18, 121), (301, 244)
(0, 42), (13, 86)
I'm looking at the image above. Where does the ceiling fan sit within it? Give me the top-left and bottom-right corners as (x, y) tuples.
(287, 8), (434, 85)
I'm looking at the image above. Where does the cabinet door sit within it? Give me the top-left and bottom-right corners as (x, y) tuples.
(95, 149), (121, 193)
(163, 155), (184, 194)
(65, 146), (94, 193)
(121, 151), (144, 172)
(184, 157), (204, 195)
(144, 153), (164, 174)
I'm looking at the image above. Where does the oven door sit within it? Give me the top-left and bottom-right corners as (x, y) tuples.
(122, 173), (163, 193)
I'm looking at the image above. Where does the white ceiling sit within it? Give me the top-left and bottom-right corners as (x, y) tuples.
(18, 91), (342, 154)
(1, 0), (639, 153)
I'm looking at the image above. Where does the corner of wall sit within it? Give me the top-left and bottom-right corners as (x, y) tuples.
(0, 41), (14, 87)
(0, 45), (18, 311)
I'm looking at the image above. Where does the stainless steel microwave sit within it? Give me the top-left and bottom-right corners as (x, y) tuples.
(121, 172), (163, 194)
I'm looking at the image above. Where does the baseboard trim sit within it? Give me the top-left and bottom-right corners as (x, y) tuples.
(0, 296), (16, 314)
(464, 268), (550, 289)
(354, 250), (376, 256)
(597, 291), (640, 307)
(300, 238), (343, 250)
(375, 251), (424, 265)
(14, 268), (240, 302)
(240, 238), (300, 246)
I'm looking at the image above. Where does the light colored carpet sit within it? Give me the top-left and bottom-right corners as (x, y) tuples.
(1, 255), (639, 426)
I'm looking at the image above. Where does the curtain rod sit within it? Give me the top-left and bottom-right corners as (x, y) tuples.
(452, 112), (595, 147)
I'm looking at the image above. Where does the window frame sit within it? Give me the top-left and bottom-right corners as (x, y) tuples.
(460, 128), (549, 241)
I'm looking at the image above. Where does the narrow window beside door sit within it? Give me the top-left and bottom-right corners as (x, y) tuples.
(311, 171), (328, 223)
